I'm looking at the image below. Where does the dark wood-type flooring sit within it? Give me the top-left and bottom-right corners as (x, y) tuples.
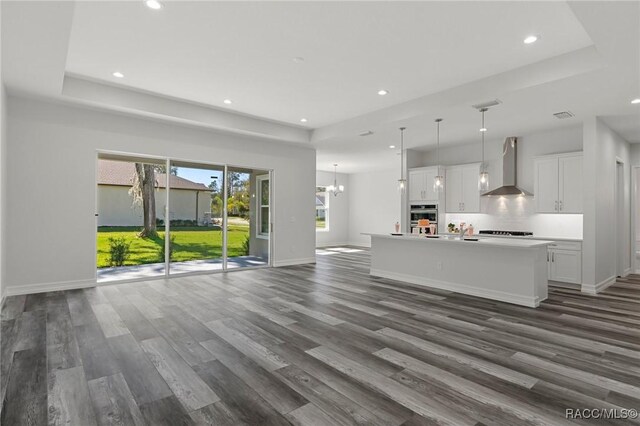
(1, 247), (639, 425)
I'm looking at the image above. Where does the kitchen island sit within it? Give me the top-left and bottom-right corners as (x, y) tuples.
(365, 233), (553, 307)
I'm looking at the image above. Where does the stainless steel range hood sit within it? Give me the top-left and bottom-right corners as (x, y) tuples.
(481, 137), (533, 197)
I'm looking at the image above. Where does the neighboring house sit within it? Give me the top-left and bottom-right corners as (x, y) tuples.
(97, 159), (212, 226)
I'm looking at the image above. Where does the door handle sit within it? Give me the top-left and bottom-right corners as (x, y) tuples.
(559, 200), (563, 211)
(552, 252), (555, 262)
(547, 251), (549, 262)
(554, 200), (558, 211)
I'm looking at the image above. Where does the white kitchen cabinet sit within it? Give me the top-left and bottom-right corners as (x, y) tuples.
(558, 155), (583, 213)
(445, 164), (480, 212)
(534, 157), (559, 213)
(409, 167), (439, 202)
(547, 241), (582, 284)
(534, 153), (582, 213)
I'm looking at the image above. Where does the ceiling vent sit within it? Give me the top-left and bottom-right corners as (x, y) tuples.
(553, 111), (574, 119)
(359, 130), (374, 137)
(472, 99), (502, 110)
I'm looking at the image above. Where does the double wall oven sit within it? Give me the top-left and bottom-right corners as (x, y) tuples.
(410, 204), (438, 234)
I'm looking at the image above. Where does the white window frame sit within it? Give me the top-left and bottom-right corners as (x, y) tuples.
(316, 186), (330, 232)
(256, 174), (270, 239)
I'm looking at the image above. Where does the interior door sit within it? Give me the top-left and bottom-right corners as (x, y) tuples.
(535, 158), (559, 213)
(559, 155), (583, 213)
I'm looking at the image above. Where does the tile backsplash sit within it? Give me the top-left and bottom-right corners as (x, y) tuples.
(445, 196), (583, 239)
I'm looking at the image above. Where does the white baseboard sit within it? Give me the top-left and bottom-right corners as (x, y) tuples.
(622, 268), (632, 278)
(370, 269), (541, 308)
(581, 275), (616, 295)
(347, 241), (371, 248)
(273, 257), (316, 267)
(3, 279), (96, 297)
(316, 242), (350, 248)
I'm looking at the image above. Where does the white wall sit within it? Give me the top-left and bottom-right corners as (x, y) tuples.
(0, 82), (5, 301)
(418, 125), (584, 238)
(348, 170), (401, 247)
(4, 96), (316, 294)
(583, 117), (631, 291)
(315, 170), (349, 247)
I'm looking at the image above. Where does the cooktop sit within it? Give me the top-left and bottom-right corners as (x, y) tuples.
(478, 230), (533, 236)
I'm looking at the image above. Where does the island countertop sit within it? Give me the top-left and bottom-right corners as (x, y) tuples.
(362, 233), (554, 249)
(365, 233), (549, 307)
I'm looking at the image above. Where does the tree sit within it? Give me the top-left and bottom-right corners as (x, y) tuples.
(129, 163), (157, 238)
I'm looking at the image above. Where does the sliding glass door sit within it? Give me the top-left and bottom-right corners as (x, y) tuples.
(96, 155), (167, 282)
(168, 161), (225, 274)
(226, 167), (270, 269)
(97, 153), (271, 282)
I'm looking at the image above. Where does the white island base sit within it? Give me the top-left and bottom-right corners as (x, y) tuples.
(367, 234), (551, 308)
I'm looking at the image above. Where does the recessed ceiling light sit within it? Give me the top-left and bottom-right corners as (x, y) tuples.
(145, 0), (163, 10)
(300, 118), (308, 123)
(523, 35), (538, 44)
(479, 127), (487, 132)
(223, 99), (232, 105)
(389, 145), (396, 149)
(293, 57), (305, 63)
(377, 89), (389, 96)
(112, 71), (124, 78)
(632, 98), (640, 104)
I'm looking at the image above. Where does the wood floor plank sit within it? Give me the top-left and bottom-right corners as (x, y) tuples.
(0, 346), (47, 425)
(138, 395), (195, 426)
(200, 335), (308, 415)
(374, 347), (575, 426)
(193, 360), (291, 425)
(74, 320), (121, 381)
(189, 401), (244, 426)
(206, 319), (290, 372)
(140, 336), (220, 411)
(1, 294), (26, 320)
(88, 373), (146, 426)
(48, 366), (98, 426)
(287, 402), (341, 426)
(378, 327), (539, 389)
(307, 345), (476, 425)
(150, 316), (216, 366)
(91, 303), (130, 338)
(106, 334), (173, 405)
(46, 295), (82, 371)
(111, 302), (159, 341)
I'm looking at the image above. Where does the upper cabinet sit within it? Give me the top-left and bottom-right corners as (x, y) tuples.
(534, 152), (583, 213)
(445, 163), (480, 213)
(409, 167), (439, 202)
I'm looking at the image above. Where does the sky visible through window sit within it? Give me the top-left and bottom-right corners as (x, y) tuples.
(175, 167), (223, 186)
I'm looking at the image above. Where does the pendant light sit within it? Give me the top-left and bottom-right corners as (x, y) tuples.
(478, 108), (489, 192)
(397, 127), (407, 193)
(327, 163), (344, 196)
(433, 119), (444, 192)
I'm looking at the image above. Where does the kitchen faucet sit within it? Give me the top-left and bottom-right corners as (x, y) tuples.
(459, 224), (468, 239)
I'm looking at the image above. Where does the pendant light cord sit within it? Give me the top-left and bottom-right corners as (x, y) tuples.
(399, 127), (405, 181)
(435, 119), (442, 175)
(481, 109), (485, 170)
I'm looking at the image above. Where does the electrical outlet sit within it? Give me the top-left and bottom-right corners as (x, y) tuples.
(436, 261), (443, 271)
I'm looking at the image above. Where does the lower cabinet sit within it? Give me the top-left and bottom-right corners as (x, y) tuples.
(547, 241), (582, 284)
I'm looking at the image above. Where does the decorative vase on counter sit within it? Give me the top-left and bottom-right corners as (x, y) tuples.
(467, 224), (474, 236)
(394, 222), (400, 233)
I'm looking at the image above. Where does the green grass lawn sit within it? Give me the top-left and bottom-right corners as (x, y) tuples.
(97, 225), (249, 268)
